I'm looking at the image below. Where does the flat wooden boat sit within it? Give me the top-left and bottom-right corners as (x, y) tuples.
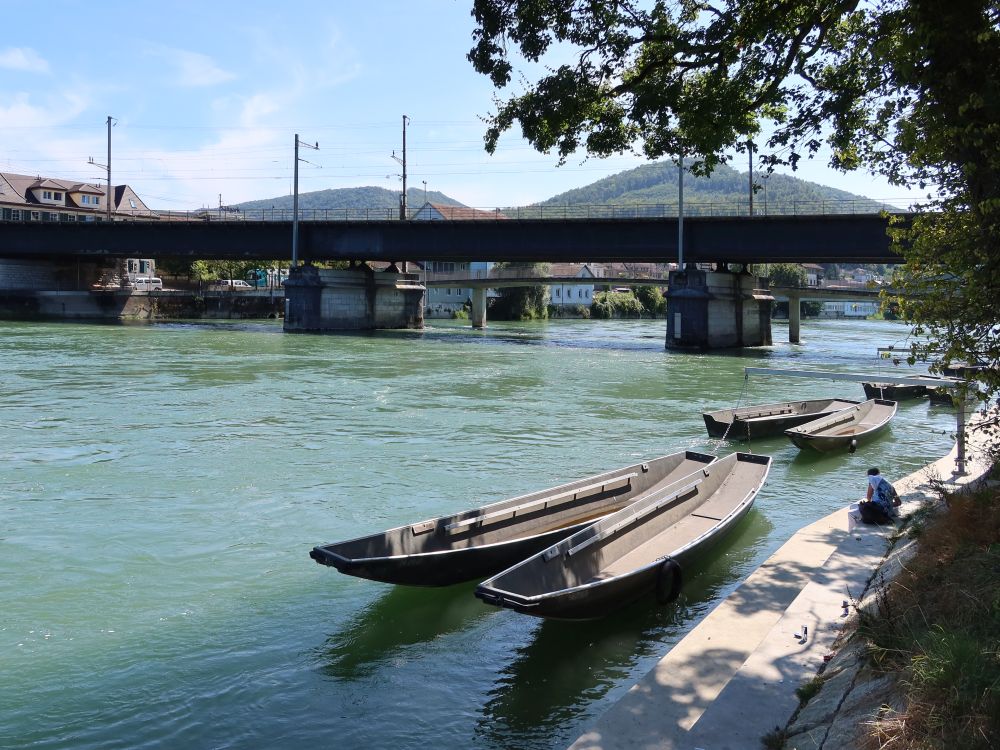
(474, 452), (771, 620)
(784, 398), (897, 452)
(309, 450), (717, 587)
(862, 381), (931, 400)
(703, 398), (861, 440)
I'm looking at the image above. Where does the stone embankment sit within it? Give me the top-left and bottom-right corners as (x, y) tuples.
(0, 289), (284, 320)
(568, 419), (992, 750)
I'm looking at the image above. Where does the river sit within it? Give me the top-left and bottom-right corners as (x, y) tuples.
(0, 318), (956, 750)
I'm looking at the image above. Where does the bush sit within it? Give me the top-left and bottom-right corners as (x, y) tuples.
(856, 487), (1000, 749)
(591, 291), (646, 319)
(635, 286), (666, 316)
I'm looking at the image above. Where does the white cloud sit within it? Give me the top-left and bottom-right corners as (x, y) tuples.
(0, 91), (89, 128)
(0, 47), (50, 73)
(146, 45), (236, 88)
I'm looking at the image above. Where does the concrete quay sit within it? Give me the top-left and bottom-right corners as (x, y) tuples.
(568, 423), (993, 750)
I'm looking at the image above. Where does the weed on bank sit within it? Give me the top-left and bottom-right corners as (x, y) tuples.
(858, 484), (1000, 749)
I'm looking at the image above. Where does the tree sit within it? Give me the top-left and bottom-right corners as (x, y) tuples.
(760, 264), (807, 289)
(490, 262), (550, 320)
(469, 0), (1000, 423)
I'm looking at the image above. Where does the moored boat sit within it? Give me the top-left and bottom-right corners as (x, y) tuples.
(474, 452), (771, 620)
(862, 381), (932, 400)
(703, 398), (861, 440)
(784, 398), (897, 452)
(309, 450), (717, 586)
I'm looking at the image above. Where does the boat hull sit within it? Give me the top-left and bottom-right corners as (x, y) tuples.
(310, 450), (718, 587)
(311, 523), (604, 587)
(475, 452), (771, 620)
(476, 500), (755, 620)
(862, 382), (929, 400)
(784, 398), (897, 452)
(703, 398), (860, 440)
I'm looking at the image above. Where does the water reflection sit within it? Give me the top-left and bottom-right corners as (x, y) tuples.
(476, 511), (773, 748)
(318, 582), (486, 679)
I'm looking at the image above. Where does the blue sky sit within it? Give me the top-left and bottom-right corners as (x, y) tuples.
(1, 1), (924, 211)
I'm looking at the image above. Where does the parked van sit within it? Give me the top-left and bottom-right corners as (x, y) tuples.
(132, 277), (163, 291)
(209, 279), (253, 290)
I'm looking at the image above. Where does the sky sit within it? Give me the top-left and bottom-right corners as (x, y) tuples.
(1, 1), (927, 212)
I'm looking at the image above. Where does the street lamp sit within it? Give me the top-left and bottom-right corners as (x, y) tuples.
(422, 180), (427, 204)
(292, 133), (319, 267)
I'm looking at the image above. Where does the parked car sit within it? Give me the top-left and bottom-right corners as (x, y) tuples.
(209, 279), (253, 290)
(132, 277), (163, 291)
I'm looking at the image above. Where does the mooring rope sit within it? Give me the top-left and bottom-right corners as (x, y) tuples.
(718, 372), (753, 452)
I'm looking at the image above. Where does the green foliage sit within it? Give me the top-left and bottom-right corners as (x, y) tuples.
(536, 161), (882, 210)
(795, 677), (825, 706)
(191, 259), (264, 282)
(233, 187), (463, 214)
(802, 301), (823, 317)
(490, 262), (550, 320)
(634, 285), (666, 316)
(591, 291), (645, 319)
(469, 0), (1000, 416)
(760, 264), (807, 288)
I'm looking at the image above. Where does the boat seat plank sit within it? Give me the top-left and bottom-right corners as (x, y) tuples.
(443, 472), (638, 533)
(565, 480), (702, 557)
(736, 406), (793, 419)
(595, 515), (720, 579)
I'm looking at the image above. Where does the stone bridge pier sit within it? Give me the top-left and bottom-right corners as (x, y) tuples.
(283, 264), (424, 332)
(666, 268), (773, 349)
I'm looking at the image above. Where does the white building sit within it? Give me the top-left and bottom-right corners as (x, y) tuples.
(548, 263), (601, 308)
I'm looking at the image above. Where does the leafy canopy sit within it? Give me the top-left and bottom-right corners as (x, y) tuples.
(469, 0), (1000, 423)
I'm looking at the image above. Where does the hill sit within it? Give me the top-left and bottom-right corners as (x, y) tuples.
(233, 186), (463, 213)
(535, 161), (884, 211)
(230, 160), (883, 214)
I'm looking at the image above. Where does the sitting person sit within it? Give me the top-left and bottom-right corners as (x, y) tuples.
(859, 467), (901, 524)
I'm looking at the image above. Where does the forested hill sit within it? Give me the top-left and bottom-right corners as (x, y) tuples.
(233, 186), (463, 212)
(536, 161), (884, 209)
(230, 161), (881, 213)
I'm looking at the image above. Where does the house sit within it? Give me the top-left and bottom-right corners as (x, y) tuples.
(548, 263), (601, 308)
(0, 172), (156, 222)
(412, 202), (505, 317)
(821, 300), (880, 318)
(802, 263), (825, 287)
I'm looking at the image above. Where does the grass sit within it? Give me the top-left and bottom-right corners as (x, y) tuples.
(855, 484), (1000, 749)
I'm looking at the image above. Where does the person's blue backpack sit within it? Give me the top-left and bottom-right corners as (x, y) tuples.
(874, 478), (899, 510)
(860, 478), (898, 524)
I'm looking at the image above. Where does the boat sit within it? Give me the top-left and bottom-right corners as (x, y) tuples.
(862, 381), (932, 400)
(474, 452), (771, 620)
(309, 450), (718, 587)
(703, 398), (861, 440)
(784, 398), (897, 452)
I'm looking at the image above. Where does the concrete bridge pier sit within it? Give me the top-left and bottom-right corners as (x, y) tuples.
(471, 288), (488, 329)
(284, 264), (424, 332)
(666, 268), (773, 349)
(787, 293), (802, 344)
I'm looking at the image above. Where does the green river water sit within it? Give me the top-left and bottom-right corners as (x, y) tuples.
(0, 318), (957, 750)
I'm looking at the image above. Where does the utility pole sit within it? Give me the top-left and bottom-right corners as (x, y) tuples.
(677, 150), (684, 270)
(89, 116), (114, 221)
(391, 115), (410, 220)
(748, 140), (754, 217)
(106, 115), (112, 221)
(292, 134), (320, 267)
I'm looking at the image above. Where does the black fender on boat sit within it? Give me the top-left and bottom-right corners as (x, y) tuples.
(655, 556), (683, 604)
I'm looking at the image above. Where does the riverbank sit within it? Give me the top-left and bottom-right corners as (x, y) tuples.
(0, 289), (284, 320)
(568, 414), (994, 750)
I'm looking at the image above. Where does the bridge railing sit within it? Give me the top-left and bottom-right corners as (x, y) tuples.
(144, 198), (917, 223)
